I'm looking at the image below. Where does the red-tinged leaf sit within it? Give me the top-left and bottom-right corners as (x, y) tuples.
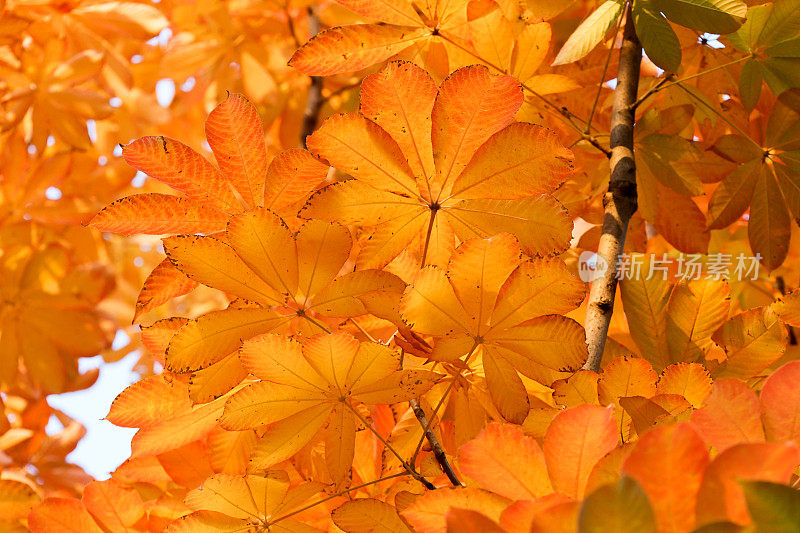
(82, 479), (145, 531)
(656, 363), (713, 408)
(578, 477), (657, 533)
(760, 361), (800, 442)
(622, 423), (710, 533)
(90, 193), (228, 235)
(690, 378), (765, 452)
(28, 498), (103, 533)
(445, 509), (504, 532)
(529, 500), (579, 533)
(205, 92), (267, 208)
(618, 395), (689, 436)
(106, 375), (190, 428)
(289, 24), (429, 76)
(263, 149), (329, 211)
(134, 258), (199, 321)
(696, 442), (800, 526)
(458, 423), (552, 500)
(401, 488), (509, 533)
(122, 136), (239, 209)
(543, 405), (618, 500)
(332, 499), (413, 533)
(359, 61), (437, 181)
(431, 66), (523, 191)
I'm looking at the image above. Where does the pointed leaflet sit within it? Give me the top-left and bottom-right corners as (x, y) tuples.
(306, 113), (418, 196)
(188, 351), (249, 403)
(620, 254), (672, 369)
(696, 443), (800, 526)
(666, 278), (730, 363)
(749, 169), (791, 270)
(163, 235), (284, 306)
(458, 423), (552, 500)
(106, 374), (190, 427)
(760, 361), (800, 442)
(122, 136), (239, 210)
(332, 499), (413, 533)
(288, 24), (429, 76)
(131, 396), (225, 457)
(359, 61), (437, 181)
(711, 307), (787, 378)
(89, 193), (228, 235)
(552, 1), (623, 65)
(653, 0), (746, 34)
(431, 66), (523, 192)
(622, 423), (710, 533)
(165, 307), (290, 373)
(263, 149), (329, 212)
(205, 92), (267, 208)
(449, 123), (573, 200)
(690, 378), (765, 452)
(543, 405), (618, 500)
(633, 2), (681, 72)
(225, 209), (298, 297)
(134, 258), (198, 321)
(184, 472), (290, 520)
(578, 477), (657, 533)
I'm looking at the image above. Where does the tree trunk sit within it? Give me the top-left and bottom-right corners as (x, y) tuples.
(583, 5), (641, 372)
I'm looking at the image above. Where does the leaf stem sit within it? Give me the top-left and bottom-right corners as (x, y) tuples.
(344, 402), (436, 489)
(631, 55), (750, 109)
(409, 398), (462, 486)
(269, 472), (410, 525)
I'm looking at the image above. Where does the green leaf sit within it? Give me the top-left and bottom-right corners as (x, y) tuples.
(740, 480), (800, 532)
(552, 0), (623, 65)
(633, 3), (682, 72)
(739, 59), (764, 110)
(653, 0), (746, 34)
(578, 476), (657, 533)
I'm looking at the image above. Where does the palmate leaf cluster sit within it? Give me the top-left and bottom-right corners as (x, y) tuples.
(4, 0), (800, 531)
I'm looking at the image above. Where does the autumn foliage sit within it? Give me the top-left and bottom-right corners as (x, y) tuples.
(4, 0), (800, 531)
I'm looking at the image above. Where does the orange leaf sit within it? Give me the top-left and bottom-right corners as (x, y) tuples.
(122, 136), (239, 210)
(622, 422), (710, 533)
(690, 378), (765, 452)
(89, 193), (228, 235)
(760, 361), (800, 442)
(205, 92), (267, 208)
(106, 375), (190, 428)
(332, 499), (413, 533)
(134, 258), (198, 321)
(543, 405), (618, 499)
(82, 479), (145, 531)
(696, 442), (800, 526)
(458, 423), (552, 500)
(401, 487), (509, 533)
(656, 363), (713, 408)
(289, 25), (429, 76)
(28, 498), (103, 533)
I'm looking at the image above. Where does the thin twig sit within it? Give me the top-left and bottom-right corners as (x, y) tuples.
(409, 398), (462, 486)
(300, 7), (324, 148)
(586, 11), (625, 132)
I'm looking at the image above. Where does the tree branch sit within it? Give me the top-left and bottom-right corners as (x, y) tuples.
(300, 7), (323, 148)
(583, 4), (641, 372)
(409, 398), (462, 487)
